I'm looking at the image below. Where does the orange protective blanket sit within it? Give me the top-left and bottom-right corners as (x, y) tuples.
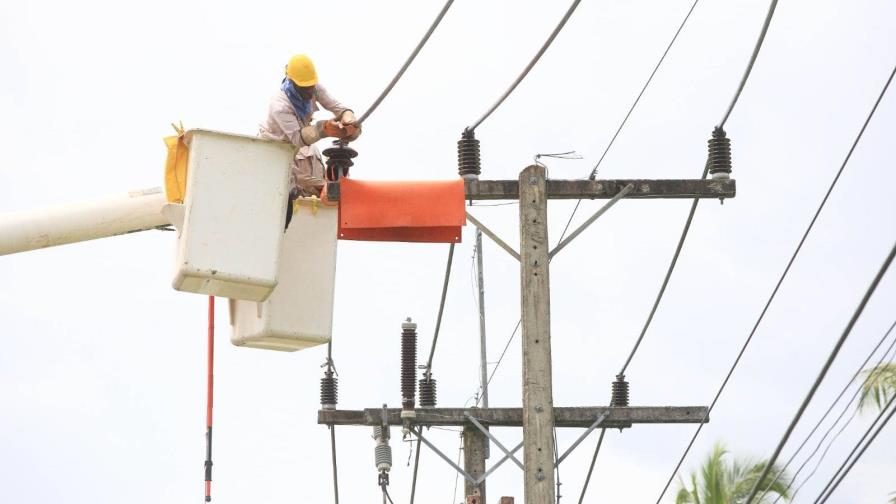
(336, 179), (465, 243)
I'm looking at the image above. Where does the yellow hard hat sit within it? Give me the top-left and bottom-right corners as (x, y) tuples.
(285, 54), (318, 87)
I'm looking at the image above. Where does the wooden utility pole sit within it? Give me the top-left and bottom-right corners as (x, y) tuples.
(518, 165), (555, 503)
(321, 170), (733, 503)
(464, 424), (488, 503)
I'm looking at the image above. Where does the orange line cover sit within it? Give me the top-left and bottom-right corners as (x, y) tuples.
(336, 179), (465, 243)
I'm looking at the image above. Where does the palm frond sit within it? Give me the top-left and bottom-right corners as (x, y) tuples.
(673, 442), (793, 504)
(859, 363), (896, 413)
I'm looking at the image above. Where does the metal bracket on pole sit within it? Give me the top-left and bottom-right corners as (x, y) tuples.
(475, 441), (524, 484)
(465, 211), (520, 261)
(555, 412), (608, 466)
(412, 428), (477, 484)
(548, 183), (634, 259)
(466, 414), (524, 470)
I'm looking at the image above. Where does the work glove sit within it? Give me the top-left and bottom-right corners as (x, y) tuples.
(338, 109), (357, 126)
(343, 123), (361, 142)
(299, 120), (345, 145)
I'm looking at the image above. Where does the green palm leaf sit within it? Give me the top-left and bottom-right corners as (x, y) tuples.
(859, 363), (896, 413)
(674, 442), (792, 504)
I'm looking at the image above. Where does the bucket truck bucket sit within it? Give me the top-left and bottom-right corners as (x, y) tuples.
(229, 196), (338, 351)
(169, 129), (294, 302)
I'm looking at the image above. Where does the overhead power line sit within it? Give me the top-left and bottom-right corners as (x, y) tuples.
(758, 318), (896, 502)
(654, 60), (896, 504)
(556, 0), (702, 245)
(717, 0), (779, 129)
(742, 238), (896, 504)
(467, 0), (582, 131)
(586, 0), (701, 181)
(357, 0), (455, 124)
(782, 338), (896, 503)
(622, 0), (783, 378)
(813, 394), (896, 503)
(424, 243), (456, 379)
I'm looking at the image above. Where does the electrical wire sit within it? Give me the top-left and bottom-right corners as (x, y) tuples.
(476, 320), (521, 407)
(742, 238), (896, 504)
(717, 0), (779, 129)
(467, 0), (582, 131)
(555, 0), (702, 245)
(587, 0), (700, 181)
(409, 440), (422, 504)
(357, 0), (455, 124)
(329, 425), (340, 504)
(620, 163), (708, 377)
(758, 318), (896, 502)
(450, 434), (463, 504)
(577, 428), (607, 504)
(381, 482), (396, 504)
(814, 394), (896, 503)
(424, 243), (456, 379)
(654, 60), (896, 504)
(784, 340), (896, 503)
(556, 1), (708, 356)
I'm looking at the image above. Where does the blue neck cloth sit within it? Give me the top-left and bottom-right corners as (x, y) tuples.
(281, 78), (312, 119)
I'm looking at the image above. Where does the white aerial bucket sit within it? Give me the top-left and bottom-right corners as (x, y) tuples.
(229, 196), (338, 351)
(169, 129), (294, 301)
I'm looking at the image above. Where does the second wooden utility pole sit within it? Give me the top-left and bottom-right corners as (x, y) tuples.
(519, 164), (556, 503)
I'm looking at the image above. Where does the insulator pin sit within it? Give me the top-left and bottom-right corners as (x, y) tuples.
(707, 127), (732, 179)
(457, 128), (481, 180)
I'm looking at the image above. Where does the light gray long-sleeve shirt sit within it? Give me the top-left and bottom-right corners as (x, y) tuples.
(258, 84), (349, 194)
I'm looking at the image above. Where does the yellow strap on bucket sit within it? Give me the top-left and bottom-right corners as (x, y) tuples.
(293, 195), (321, 216)
(163, 121), (189, 203)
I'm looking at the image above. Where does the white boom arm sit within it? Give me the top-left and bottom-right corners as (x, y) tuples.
(0, 187), (170, 256)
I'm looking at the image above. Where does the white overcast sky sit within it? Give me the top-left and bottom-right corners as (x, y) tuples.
(1, 1), (895, 503)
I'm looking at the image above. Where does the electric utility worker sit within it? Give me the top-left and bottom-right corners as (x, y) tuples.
(259, 54), (360, 199)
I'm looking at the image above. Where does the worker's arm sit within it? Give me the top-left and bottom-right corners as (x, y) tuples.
(315, 84), (349, 118)
(267, 96), (344, 146)
(316, 85), (360, 141)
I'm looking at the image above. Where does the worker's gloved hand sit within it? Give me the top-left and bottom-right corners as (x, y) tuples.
(299, 120), (344, 145)
(343, 123), (361, 142)
(338, 109), (357, 126)
(320, 119), (345, 138)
